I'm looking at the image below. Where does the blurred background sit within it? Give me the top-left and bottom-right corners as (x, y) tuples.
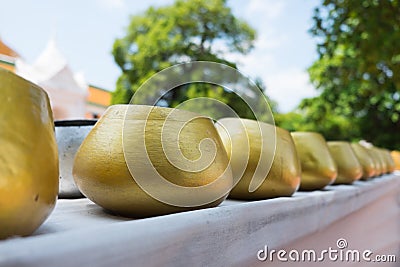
(0, 0), (399, 149)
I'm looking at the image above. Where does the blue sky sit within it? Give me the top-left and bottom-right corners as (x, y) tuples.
(0, 0), (321, 112)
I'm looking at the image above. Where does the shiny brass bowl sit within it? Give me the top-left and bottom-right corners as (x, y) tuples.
(350, 143), (376, 179)
(291, 132), (337, 190)
(215, 118), (301, 200)
(73, 105), (233, 218)
(327, 141), (363, 184)
(0, 69), (58, 239)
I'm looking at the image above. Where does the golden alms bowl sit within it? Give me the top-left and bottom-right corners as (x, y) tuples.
(215, 118), (301, 200)
(351, 143), (376, 179)
(73, 105), (233, 218)
(0, 69), (58, 239)
(364, 147), (383, 176)
(378, 148), (394, 174)
(374, 147), (388, 174)
(327, 141), (363, 184)
(381, 149), (395, 173)
(391, 150), (400, 171)
(291, 132), (337, 190)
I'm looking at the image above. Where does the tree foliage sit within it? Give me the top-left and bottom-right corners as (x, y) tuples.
(111, 0), (274, 120)
(303, 0), (400, 149)
(275, 107), (358, 141)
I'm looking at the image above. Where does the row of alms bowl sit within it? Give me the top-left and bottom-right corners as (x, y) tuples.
(0, 69), (398, 239)
(70, 107), (396, 218)
(60, 114), (396, 202)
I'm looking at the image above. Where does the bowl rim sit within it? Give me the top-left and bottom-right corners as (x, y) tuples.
(55, 120), (97, 127)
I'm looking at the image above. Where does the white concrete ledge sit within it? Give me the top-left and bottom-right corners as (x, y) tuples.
(0, 173), (399, 267)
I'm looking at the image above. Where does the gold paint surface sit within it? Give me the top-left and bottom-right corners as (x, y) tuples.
(391, 150), (400, 171)
(374, 148), (394, 174)
(365, 147), (383, 176)
(381, 149), (395, 173)
(327, 141), (362, 184)
(351, 143), (376, 179)
(0, 69), (58, 239)
(373, 148), (388, 174)
(216, 118), (301, 200)
(73, 105), (232, 218)
(291, 132), (337, 191)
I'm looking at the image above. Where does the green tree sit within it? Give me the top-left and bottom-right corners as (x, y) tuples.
(274, 111), (306, 133)
(275, 107), (358, 141)
(112, 0), (273, 120)
(305, 0), (400, 149)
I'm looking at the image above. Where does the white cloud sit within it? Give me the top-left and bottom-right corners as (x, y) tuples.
(245, 0), (286, 21)
(263, 68), (318, 112)
(256, 32), (288, 50)
(98, 0), (125, 9)
(230, 0), (318, 112)
(226, 32), (284, 72)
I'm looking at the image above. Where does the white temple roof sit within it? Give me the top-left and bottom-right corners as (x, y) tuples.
(16, 38), (87, 96)
(15, 38), (88, 119)
(35, 38), (68, 79)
